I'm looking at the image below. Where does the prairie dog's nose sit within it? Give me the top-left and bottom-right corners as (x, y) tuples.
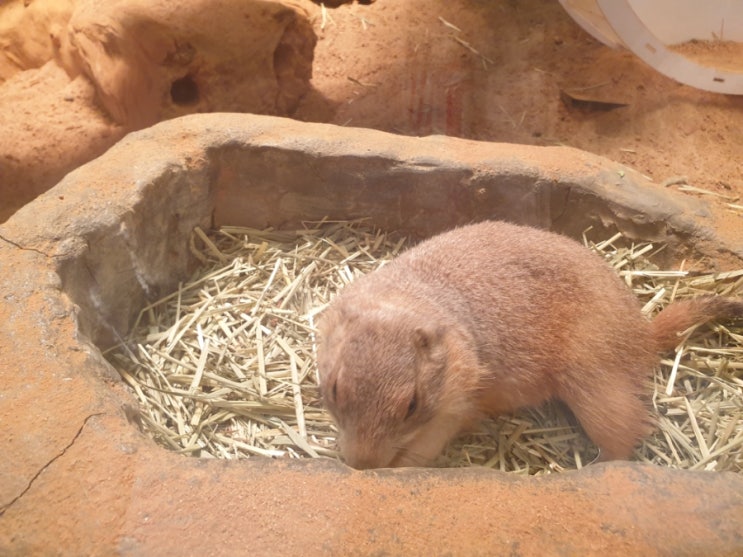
(340, 438), (392, 470)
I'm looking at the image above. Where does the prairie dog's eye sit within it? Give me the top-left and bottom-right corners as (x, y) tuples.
(331, 379), (338, 403)
(405, 393), (417, 420)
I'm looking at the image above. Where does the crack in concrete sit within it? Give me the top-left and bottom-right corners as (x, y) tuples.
(0, 413), (103, 516)
(0, 233), (51, 258)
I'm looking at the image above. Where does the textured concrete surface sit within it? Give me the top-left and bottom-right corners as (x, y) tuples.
(1, 114), (742, 556)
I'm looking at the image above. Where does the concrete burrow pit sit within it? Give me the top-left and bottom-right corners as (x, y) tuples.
(1, 113), (742, 555)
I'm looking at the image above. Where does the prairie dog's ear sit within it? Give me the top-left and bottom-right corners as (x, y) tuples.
(317, 303), (354, 337)
(413, 325), (445, 357)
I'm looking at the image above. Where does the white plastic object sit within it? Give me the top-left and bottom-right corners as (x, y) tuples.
(558, 0), (743, 95)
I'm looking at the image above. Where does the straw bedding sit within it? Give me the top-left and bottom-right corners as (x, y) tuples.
(109, 222), (743, 474)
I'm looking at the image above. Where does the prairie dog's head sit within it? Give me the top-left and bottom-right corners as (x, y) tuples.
(317, 297), (480, 469)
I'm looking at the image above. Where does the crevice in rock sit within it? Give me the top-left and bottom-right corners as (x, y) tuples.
(0, 413), (103, 516)
(0, 232), (51, 258)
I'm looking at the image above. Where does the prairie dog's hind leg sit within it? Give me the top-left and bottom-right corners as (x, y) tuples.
(556, 370), (654, 460)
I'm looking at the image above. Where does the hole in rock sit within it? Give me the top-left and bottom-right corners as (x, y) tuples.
(170, 75), (200, 105)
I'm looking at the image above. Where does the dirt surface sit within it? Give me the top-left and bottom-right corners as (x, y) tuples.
(0, 0), (316, 222)
(0, 61), (126, 223)
(2, 0), (740, 237)
(294, 0), (742, 238)
(672, 39), (743, 74)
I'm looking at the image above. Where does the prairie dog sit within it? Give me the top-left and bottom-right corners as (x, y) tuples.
(316, 221), (743, 469)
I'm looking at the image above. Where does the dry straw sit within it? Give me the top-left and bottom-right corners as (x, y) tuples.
(110, 222), (742, 474)
(110, 221), (405, 461)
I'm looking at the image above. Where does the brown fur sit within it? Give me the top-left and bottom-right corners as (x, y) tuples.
(316, 221), (743, 469)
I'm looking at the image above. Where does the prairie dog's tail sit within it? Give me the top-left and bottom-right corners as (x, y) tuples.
(651, 297), (743, 352)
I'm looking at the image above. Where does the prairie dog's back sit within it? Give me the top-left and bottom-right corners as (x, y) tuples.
(371, 221), (654, 389)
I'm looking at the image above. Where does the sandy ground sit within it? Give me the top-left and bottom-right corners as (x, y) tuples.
(294, 0), (743, 237)
(1, 0), (740, 234)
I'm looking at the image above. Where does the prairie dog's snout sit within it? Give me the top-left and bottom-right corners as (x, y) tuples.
(316, 220), (743, 469)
